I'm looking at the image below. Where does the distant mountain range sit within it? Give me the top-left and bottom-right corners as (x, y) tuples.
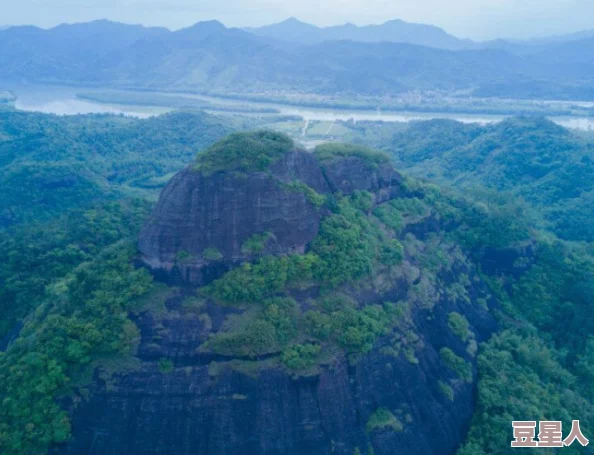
(246, 17), (594, 50)
(1, 19), (594, 100)
(244, 17), (473, 50)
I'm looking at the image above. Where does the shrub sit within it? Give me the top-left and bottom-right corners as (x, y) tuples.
(438, 380), (454, 401)
(330, 305), (392, 353)
(440, 347), (472, 382)
(241, 233), (272, 254)
(207, 319), (278, 357)
(203, 247), (223, 261)
(281, 343), (321, 370)
(448, 312), (471, 342)
(176, 250), (193, 262)
(373, 202), (405, 233)
(366, 408), (403, 433)
(286, 181), (326, 207)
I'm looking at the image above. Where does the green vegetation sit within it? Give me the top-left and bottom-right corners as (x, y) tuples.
(175, 250), (194, 262)
(438, 381), (454, 402)
(206, 297), (299, 357)
(366, 408), (403, 433)
(0, 110), (233, 225)
(207, 254), (318, 304)
(440, 347), (472, 383)
(208, 192), (404, 303)
(458, 329), (594, 455)
(448, 312), (471, 342)
(314, 142), (390, 166)
(285, 181), (326, 207)
(328, 303), (401, 353)
(0, 200), (150, 338)
(194, 130), (294, 175)
(203, 189), (412, 364)
(281, 343), (321, 370)
(4, 113), (594, 454)
(311, 192), (403, 286)
(385, 117), (594, 243)
(0, 244), (153, 454)
(203, 247), (223, 261)
(373, 202), (405, 233)
(241, 233), (272, 254)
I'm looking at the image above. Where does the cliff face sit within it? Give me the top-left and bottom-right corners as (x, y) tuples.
(138, 148), (403, 286)
(58, 137), (498, 455)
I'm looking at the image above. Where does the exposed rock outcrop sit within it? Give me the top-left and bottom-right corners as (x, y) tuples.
(138, 147), (404, 286)
(57, 136), (499, 455)
(57, 260), (497, 455)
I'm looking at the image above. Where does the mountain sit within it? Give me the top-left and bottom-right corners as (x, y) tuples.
(516, 28), (594, 46)
(244, 17), (321, 44)
(2, 115), (594, 454)
(0, 19), (168, 84)
(2, 19), (594, 100)
(245, 17), (474, 50)
(15, 131), (505, 454)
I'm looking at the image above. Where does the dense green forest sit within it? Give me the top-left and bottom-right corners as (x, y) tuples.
(353, 117), (594, 242)
(356, 116), (594, 454)
(0, 108), (240, 340)
(2, 110), (594, 454)
(0, 109), (236, 452)
(0, 109), (234, 226)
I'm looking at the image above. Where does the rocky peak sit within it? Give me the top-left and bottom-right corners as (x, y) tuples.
(61, 133), (500, 455)
(138, 132), (404, 286)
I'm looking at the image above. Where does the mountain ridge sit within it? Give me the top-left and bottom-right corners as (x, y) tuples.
(244, 17), (473, 50)
(1, 19), (594, 100)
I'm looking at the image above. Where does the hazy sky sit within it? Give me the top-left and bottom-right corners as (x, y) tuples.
(1, 0), (593, 40)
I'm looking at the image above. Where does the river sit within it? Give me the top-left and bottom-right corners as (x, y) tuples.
(8, 83), (170, 118)
(4, 82), (594, 131)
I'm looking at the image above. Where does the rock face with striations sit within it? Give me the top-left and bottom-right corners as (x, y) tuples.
(58, 132), (498, 455)
(138, 135), (404, 286)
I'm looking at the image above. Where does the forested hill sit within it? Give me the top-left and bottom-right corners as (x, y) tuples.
(1, 114), (594, 454)
(383, 117), (594, 241)
(1, 126), (594, 455)
(0, 109), (233, 226)
(0, 109), (234, 346)
(2, 20), (594, 99)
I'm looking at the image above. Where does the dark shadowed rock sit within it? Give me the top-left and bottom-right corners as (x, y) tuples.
(138, 147), (404, 286)
(321, 156), (403, 203)
(56, 260), (497, 455)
